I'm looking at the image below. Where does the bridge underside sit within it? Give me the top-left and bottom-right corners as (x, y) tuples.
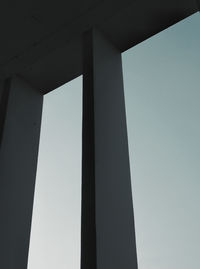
(0, 0), (199, 93)
(0, 2), (199, 269)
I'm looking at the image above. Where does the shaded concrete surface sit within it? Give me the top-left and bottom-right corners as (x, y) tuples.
(0, 76), (43, 269)
(81, 29), (138, 269)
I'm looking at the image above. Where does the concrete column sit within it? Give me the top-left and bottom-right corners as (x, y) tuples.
(81, 29), (138, 269)
(197, 0), (200, 10)
(0, 77), (43, 268)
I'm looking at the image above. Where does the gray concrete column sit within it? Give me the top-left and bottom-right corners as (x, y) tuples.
(0, 77), (43, 268)
(81, 29), (138, 269)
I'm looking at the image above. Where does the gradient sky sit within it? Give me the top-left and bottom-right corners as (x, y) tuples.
(28, 12), (200, 269)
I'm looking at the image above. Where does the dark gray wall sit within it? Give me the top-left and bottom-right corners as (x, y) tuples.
(0, 76), (43, 268)
(0, 0), (197, 92)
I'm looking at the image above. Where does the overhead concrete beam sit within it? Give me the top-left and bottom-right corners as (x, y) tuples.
(0, 0), (198, 92)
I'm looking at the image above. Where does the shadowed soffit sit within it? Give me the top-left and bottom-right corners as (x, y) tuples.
(0, 0), (198, 93)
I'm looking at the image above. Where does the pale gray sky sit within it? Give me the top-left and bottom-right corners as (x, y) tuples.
(28, 12), (200, 269)
(123, 12), (200, 269)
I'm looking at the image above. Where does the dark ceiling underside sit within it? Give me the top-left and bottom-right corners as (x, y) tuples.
(0, 0), (199, 93)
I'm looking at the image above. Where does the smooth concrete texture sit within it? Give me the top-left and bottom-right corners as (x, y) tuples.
(0, 77), (43, 268)
(27, 13), (199, 269)
(0, 81), (4, 100)
(0, 1), (198, 92)
(29, 13), (200, 269)
(82, 29), (138, 269)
